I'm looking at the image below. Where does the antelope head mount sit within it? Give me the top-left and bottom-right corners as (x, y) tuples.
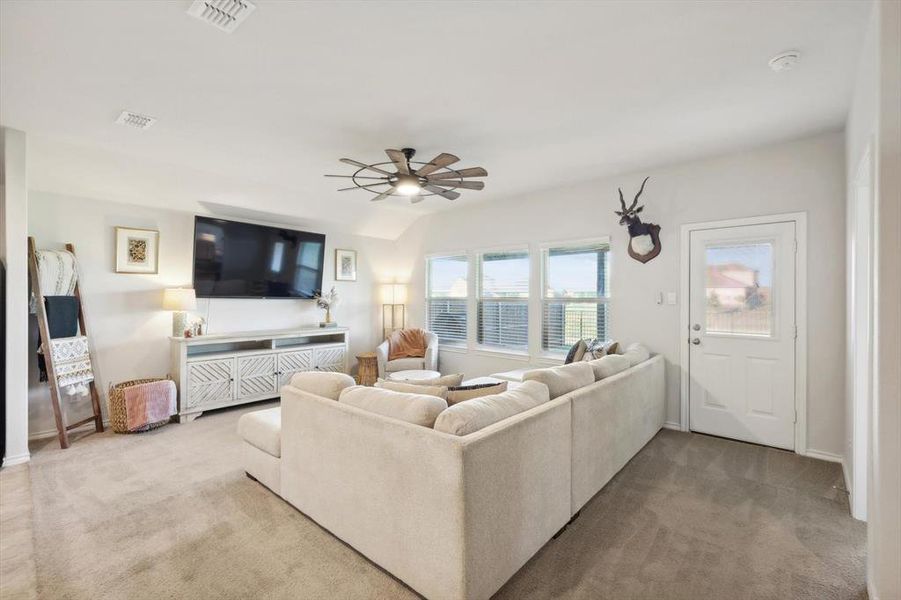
(614, 176), (662, 263)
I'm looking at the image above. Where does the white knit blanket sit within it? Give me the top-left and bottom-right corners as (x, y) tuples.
(29, 249), (78, 312)
(50, 336), (94, 392)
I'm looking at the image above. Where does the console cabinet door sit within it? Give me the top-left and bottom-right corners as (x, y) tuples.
(186, 358), (235, 409)
(314, 346), (346, 373)
(236, 354), (278, 400)
(277, 349), (313, 388)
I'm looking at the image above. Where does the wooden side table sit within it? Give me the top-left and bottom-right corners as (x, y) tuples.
(356, 352), (378, 386)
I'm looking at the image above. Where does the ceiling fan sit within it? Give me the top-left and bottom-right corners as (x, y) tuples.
(325, 148), (488, 203)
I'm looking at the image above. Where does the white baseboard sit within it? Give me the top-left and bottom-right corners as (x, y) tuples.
(662, 421), (683, 431)
(1, 452), (31, 467)
(29, 419), (111, 441)
(804, 449), (843, 463)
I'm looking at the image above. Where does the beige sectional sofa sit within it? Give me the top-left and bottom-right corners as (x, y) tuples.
(239, 350), (665, 600)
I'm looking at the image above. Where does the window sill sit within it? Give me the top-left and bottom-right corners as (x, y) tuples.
(472, 346), (531, 362)
(438, 345), (468, 355)
(534, 353), (565, 366)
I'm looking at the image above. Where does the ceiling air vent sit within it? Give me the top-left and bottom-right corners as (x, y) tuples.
(187, 0), (256, 33)
(115, 110), (156, 130)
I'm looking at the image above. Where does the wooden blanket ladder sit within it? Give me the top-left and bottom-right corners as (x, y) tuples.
(28, 237), (104, 448)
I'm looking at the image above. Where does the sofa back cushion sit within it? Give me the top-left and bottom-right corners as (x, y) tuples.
(588, 354), (632, 381)
(289, 371), (356, 400)
(339, 386), (448, 428)
(375, 379), (448, 400)
(522, 361), (594, 399)
(433, 380), (550, 436)
(411, 373), (465, 387)
(622, 343), (651, 367)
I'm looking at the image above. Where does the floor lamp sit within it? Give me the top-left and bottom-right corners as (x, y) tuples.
(381, 283), (407, 339)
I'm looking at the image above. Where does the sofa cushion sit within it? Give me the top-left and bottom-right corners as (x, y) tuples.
(522, 361), (594, 399)
(623, 343), (651, 367)
(489, 368), (530, 383)
(588, 354), (632, 380)
(375, 379), (448, 399)
(411, 373), (465, 387)
(339, 386), (448, 428)
(237, 407), (281, 458)
(433, 380), (550, 436)
(288, 371), (355, 400)
(386, 357), (426, 372)
(446, 381), (508, 405)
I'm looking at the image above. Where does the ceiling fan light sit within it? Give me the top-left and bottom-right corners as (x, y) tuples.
(396, 183), (421, 196)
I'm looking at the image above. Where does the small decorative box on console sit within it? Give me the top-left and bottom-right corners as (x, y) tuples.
(169, 327), (349, 422)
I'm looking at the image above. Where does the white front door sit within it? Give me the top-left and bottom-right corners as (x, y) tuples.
(688, 221), (796, 450)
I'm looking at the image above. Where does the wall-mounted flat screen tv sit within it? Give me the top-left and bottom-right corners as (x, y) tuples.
(192, 216), (326, 299)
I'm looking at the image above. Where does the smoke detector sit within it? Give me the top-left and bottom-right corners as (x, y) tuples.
(187, 0), (256, 33)
(115, 110), (156, 130)
(769, 51), (801, 72)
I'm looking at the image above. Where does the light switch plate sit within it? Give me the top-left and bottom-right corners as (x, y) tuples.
(666, 292), (677, 305)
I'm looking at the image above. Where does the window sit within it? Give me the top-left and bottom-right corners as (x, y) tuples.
(478, 250), (529, 350)
(426, 255), (468, 346)
(704, 242), (773, 336)
(541, 242), (610, 353)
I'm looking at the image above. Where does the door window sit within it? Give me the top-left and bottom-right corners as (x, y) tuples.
(704, 242), (774, 336)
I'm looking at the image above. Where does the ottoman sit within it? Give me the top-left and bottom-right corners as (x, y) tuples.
(238, 407), (281, 494)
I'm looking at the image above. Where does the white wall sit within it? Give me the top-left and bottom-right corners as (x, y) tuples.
(26, 192), (399, 438)
(396, 131), (847, 456)
(846, 2), (901, 598)
(1, 127), (30, 466)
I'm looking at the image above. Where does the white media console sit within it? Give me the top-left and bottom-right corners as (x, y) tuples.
(170, 327), (349, 422)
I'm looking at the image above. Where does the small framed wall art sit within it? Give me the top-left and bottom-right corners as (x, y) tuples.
(335, 249), (357, 282)
(115, 227), (160, 274)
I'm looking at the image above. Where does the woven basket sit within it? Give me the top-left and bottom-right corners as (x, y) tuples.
(108, 377), (174, 434)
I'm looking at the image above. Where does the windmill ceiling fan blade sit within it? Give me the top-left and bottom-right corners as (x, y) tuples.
(340, 158), (393, 176)
(424, 185), (461, 200)
(415, 153), (460, 176)
(385, 149), (410, 175)
(337, 182), (391, 192)
(324, 174), (388, 180)
(370, 188), (396, 202)
(432, 180), (484, 190)
(428, 167), (488, 180)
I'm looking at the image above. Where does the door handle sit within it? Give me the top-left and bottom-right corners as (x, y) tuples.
(692, 324), (701, 331)
(691, 338), (701, 345)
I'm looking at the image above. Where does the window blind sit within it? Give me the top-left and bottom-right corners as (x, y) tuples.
(426, 255), (468, 346)
(478, 250), (529, 350)
(541, 243), (610, 353)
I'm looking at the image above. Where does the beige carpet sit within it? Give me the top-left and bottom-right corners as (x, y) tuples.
(4, 402), (866, 599)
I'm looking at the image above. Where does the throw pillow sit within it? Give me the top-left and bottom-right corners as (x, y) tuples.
(339, 386), (448, 428)
(404, 373), (465, 388)
(374, 379), (448, 399)
(564, 339), (587, 364)
(433, 380), (550, 436)
(582, 338), (620, 361)
(446, 381), (508, 405)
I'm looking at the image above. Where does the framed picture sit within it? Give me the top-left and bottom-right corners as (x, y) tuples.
(115, 227), (159, 274)
(335, 249), (357, 282)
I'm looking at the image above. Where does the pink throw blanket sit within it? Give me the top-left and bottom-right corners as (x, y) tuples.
(124, 380), (176, 432)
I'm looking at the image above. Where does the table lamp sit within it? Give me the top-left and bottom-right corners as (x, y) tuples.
(163, 288), (197, 337)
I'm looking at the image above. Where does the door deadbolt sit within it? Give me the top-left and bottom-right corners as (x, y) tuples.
(692, 324), (701, 331)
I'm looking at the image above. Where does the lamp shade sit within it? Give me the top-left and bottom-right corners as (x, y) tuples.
(381, 283), (408, 305)
(163, 288), (197, 311)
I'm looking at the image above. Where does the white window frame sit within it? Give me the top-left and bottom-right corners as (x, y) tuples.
(425, 253), (469, 349)
(538, 237), (611, 359)
(475, 246), (531, 355)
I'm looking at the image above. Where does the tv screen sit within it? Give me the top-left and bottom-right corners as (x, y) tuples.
(192, 216), (326, 299)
